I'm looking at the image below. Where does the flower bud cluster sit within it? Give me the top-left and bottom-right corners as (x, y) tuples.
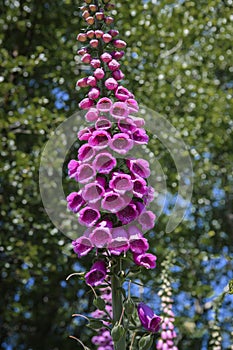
(67, 0), (157, 270)
(156, 255), (179, 350)
(91, 286), (114, 350)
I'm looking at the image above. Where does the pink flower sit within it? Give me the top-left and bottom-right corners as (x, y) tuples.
(109, 133), (134, 154)
(72, 236), (93, 258)
(101, 191), (125, 213)
(85, 261), (107, 286)
(132, 128), (149, 144)
(108, 227), (129, 255)
(78, 127), (95, 141)
(138, 211), (156, 231)
(127, 98), (139, 113)
(89, 226), (112, 248)
(85, 108), (99, 122)
(88, 130), (111, 149)
(78, 206), (100, 227)
(118, 117), (137, 134)
(82, 182), (105, 204)
(109, 172), (133, 194)
(111, 102), (129, 119)
(78, 144), (95, 162)
(117, 203), (139, 225)
(95, 118), (112, 130)
(128, 225), (149, 254)
(137, 302), (161, 332)
(79, 98), (94, 110)
(96, 97), (113, 112)
(127, 158), (151, 178)
(93, 152), (117, 174)
(94, 68), (105, 80)
(105, 77), (118, 90)
(68, 160), (79, 178)
(115, 86), (133, 101)
(133, 178), (148, 198)
(67, 192), (85, 213)
(133, 253), (157, 269)
(75, 163), (95, 184)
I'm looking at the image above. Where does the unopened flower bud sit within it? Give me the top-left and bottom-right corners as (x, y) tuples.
(95, 30), (103, 38)
(111, 323), (125, 342)
(102, 33), (112, 43)
(82, 53), (92, 64)
(96, 12), (104, 21)
(108, 29), (119, 37)
(90, 39), (99, 48)
(87, 76), (97, 87)
(101, 52), (112, 63)
(89, 4), (97, 12)
(86, 16), (95, 25)
(77, 33), (87, 42)
(82, 10), (90, 19)
(87, 30), (95, 39)
(113, 39), (127, 49)
(90, 59), (101, 68)
(94, 68), (105, 80)
(88, 88), (100, 100)
(77, 48), (88, 56)
(105, 16), (114, 25)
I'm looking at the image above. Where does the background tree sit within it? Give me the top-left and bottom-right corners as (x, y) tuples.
(0, 0), (232, 349)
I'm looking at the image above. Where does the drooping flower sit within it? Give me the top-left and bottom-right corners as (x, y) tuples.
(109, 172), (133, 194)
(133, 253), (157, 269)
(78, 206), (100, 227)
(75, 163), (95, 184)
(85, 261), (107, 287)
(138, 211), (156, 231)
(93, 152), (117, 174)
(72, 236), (93, 258)
(82, 182), (105, 204)
(67, 191), (85, 213)
(127, 158), (151, 178)
(89, 226), (112, 248)
(137, 302), (161, 333)
(109, 133), (134, 154)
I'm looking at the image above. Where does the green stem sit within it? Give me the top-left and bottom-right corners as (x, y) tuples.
(111, 258), (126, 350)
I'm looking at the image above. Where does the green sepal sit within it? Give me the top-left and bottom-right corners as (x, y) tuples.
(111, 322), (125, 342)
(138, 334), (153, 350)
(124, 298), (135, 317)
(88, 319), (104, 330)
(93, 297), (106, 311)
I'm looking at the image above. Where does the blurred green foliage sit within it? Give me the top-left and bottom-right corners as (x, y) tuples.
(0, 0), (232, 349)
